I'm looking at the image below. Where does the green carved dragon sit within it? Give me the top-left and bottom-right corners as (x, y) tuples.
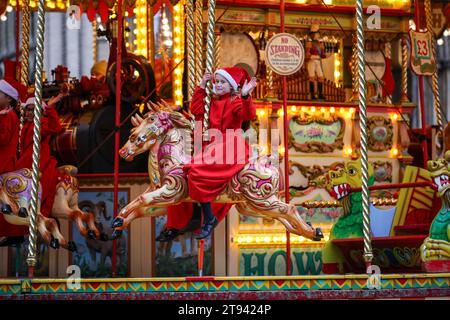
(321, 160), (374, 273)
(421, 151), (450, 264)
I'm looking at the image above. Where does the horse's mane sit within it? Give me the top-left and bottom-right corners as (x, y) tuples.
(146, 101), (193, 131)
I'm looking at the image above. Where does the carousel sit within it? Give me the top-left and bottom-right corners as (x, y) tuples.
(0, 0), (449, 300)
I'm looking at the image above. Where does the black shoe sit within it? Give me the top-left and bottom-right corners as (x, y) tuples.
(179, 219), (202, 234)
(313, 227), (324, 241)
(0, 236), (25, 247)
(1, 204), (12, 215)
(156, 228), (180, 242)
(195, 217), (218, 240)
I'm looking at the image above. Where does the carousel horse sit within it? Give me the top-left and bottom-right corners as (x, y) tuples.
(111, 101), (323, 241)
(0, 166), (100, 251)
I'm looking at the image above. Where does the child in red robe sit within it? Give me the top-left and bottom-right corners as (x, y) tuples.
(183, 67), (257, 239)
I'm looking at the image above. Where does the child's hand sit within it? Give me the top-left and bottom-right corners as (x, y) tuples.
(0, 106), (12, 115)
(200, 72), (212, 89)
(241, 77), (257, 97)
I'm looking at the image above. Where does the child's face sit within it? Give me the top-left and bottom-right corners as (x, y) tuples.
(214, 74), (231, 96)
(23, 104), (34, 122)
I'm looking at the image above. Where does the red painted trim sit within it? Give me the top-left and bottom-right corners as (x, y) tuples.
(76, 173), (148, 178)
(2, 288), (450, 300)
(112, 0), (124, 278)
(352, 181), (437, 192)
(216, 1), (411, 17)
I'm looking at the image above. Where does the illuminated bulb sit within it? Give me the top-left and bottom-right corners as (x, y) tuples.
(291, 106), (297, 112)
(330, 107), (335, 113)
(346, 147), (353, 155)
(392, 113), (398, 121)
(301, 106), (306, 112)
(335, 60), (341, 67)
(175, 69), (181, 75)
(140, 7), (145, 13)
(258, 109), (265, 117)
(133, 19), (138, 24)
(340, 107), (345, 114)
(125, 11), (129, 17)
(133, 30), (139, 35)
(133, 40), (138, 45)
(349, 108), (355, 114)
(263, 237), (270, 243)
(279, 146), (285, 155)
(0, 15), (6, 22)
(6, 6), (13, 12)
(392, 148), (399, 156)
(278, 109), (284, 117)
(334, 71), (341, 78)
(175, 90), (182, 96)
(320, 107), (325, 113)
(311, 106), (316, 113)
(438, 38), (444, 46)
(174, 5), (180, 11)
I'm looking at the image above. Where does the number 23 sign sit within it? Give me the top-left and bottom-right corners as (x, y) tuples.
(409, 30), (436, 76)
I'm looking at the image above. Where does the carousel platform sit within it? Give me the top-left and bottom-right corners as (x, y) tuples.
(0, 274), (449, 300)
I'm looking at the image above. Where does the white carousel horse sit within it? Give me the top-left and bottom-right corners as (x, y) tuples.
(111, 101), (322, 241)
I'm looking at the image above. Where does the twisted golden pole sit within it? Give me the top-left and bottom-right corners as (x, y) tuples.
(351, 35), (359, 101)
(92, 19), (97, 63)
(214, 27), (221, 69)
(425, 0), (443, 130)
(20, 0), (30, 86)
(401, 37), (409, 103)
(195, 0), (204, 86)
(186, 0), (196, 100)
(27, 0), (46, 277)
(18, 0), (31, 157)
(385, 41), (392, 105)
(203, 0), (215, 140)
(356, 0), (373, 266)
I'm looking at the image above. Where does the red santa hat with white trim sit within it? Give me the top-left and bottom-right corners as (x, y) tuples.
(214, 67), (251, 91)
(0, 79), (19, 101)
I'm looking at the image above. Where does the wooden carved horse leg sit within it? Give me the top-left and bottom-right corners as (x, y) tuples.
(237, 195), (318, 240)
(51, 188), (100, 240)
(52, 168), (101, 240)
(112, 176), (187, 239)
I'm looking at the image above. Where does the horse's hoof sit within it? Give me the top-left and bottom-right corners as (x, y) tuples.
(67, 241), (77, 252)
(18, 207), (28, 218)
(111, 229), (123, 240)
(313, 227), (324, 241)
(87, 230), (96, 239)
(112, 217), (123, 228)
(100, 233), (109, 241)
(1, 204), (12, 215)
(50, 236), (60, 249)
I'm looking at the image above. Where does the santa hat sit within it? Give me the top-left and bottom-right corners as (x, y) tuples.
(214, 67), (251, 91)
(0, 79), (19, 101)
(21, 96), (47, 109)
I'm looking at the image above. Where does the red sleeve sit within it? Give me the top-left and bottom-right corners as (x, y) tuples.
(190, 86), (207, 120)
(235, 96), (256, 121)
(0, 112), (16, 147)
(41, 108), (62, 137)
